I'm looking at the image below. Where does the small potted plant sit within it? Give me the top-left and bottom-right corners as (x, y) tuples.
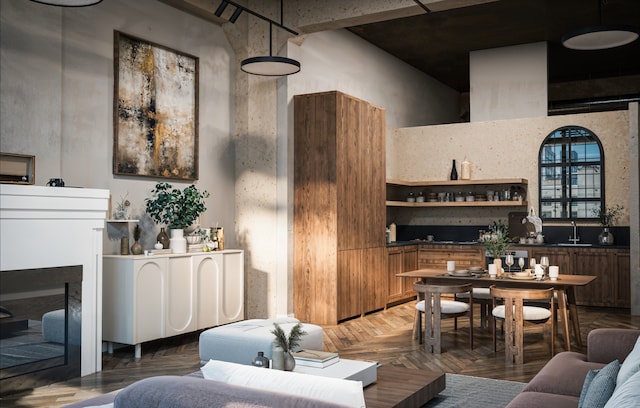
(479, 220), (511, 275)
(592, 204), (623, 245)
(145, 182), (209, 253)
(271, 322), (306, 371)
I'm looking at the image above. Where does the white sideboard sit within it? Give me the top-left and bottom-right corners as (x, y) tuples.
(102, 250), (244, 358)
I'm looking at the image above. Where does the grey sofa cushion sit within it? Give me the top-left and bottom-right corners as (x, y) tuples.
(113, 375), (349, 408)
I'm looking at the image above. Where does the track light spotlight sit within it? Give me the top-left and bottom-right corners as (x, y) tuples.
(214, 1), (228, 18)
(229, 7), (242, 24)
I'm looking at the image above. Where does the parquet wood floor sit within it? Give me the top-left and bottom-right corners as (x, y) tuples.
(2, 302), (639, 408)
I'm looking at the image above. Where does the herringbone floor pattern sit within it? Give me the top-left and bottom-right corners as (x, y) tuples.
(2, 302), (639, 408)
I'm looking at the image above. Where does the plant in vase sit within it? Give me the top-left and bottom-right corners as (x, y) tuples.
(592, 204), (623, 245)
(145, 182), (209, 253)
(130, 224), (143, 255)
(271, 322), (307, 371)
(479, 220), (511, 276)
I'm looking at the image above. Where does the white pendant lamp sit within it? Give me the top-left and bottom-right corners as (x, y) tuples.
(29, 0), (102, 6)
(215, 0), (301, 76)
(562, 0), (639, 50)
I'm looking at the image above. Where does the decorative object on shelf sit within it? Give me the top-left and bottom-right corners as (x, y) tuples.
(154, 241), (164, 250)
(450, 159), (458, 180)
(113, 193), (130, 220)
(271, 322), (307, 372)
(120, 236), (129, 255)
(251, 351), (270, 368)
(130, 224), (143, 255)
(461, 158), (471, 180)
(216, 227), (225, 250)
(145, 182), (209, 254)
(113, 31), (198, 181)
(156, 227), (170, 249)
(592, 204), (623, 246)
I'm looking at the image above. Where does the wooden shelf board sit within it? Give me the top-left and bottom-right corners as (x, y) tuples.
(386, 200), (527, 208)
(386, 178), (528, 187)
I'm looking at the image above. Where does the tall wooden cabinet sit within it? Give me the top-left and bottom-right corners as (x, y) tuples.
(294, 91), (386, 325)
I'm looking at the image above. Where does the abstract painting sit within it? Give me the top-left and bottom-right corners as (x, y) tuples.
(113, 31), (199, 181)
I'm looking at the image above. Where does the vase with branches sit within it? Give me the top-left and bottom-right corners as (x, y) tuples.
(479, 220), (511, 275)
(271, 322), (307, 371)
(592, 204), (623, 245)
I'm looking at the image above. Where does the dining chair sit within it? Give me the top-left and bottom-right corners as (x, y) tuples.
(413, 283), (474, 353)
(489, 285), (555, 364)
(456, 287), (493, 329)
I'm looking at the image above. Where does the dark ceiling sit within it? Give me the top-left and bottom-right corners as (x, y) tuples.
(346, 0), (640, 98)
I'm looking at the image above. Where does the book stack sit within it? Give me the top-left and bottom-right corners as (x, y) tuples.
(292, 350), (339, 368)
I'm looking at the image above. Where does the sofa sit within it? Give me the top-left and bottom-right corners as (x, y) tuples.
(506, 328), (640, 408)
(63, 360), (364, 408)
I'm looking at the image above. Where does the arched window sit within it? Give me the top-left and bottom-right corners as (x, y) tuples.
(538, 126), (604, 220)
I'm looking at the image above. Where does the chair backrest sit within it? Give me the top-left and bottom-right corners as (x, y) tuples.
(414, 283), (473, 316)
(490, 285), (555, 321)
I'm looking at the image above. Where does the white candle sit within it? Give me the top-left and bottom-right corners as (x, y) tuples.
(447, 261), (456, 272)
(461, 160), (471, 180)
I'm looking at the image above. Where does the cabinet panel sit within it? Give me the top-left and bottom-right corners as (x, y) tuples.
(615, 251), (630, 308)
(134, 260), (165, 343)
(220, 251), (245, 324)
(195, 254), (221, 329)
(528, 247), (572, 275)
(572, 249), (616, 307)
(165, 257), (196, 336)
(387, 248), (404, 302)
(362, 247), (387, 314)
(337, 249), (363, 321)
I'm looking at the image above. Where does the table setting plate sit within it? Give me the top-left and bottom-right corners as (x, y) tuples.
(508, 274), (536, 280)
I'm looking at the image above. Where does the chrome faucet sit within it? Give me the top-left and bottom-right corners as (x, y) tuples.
(569, 221), (580, 244)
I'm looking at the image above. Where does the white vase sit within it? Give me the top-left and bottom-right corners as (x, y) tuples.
(169, 228), (187, 253)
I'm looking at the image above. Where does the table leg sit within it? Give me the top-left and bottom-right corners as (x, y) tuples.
(556, 289), (571, 351)
(565, 287), (583, 347)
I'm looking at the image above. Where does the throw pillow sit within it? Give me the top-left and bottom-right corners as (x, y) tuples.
(578, 369), (599, 406)
(578, 360), (620, 408)
(615, 335), (640, 390)
(201, 359), (365, 408)
(604, 369), (640, 408)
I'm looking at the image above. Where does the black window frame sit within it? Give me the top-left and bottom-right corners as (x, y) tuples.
(538, 125), (605, 221)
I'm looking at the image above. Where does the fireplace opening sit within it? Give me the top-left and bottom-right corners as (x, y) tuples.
(0, 265), (82, 396)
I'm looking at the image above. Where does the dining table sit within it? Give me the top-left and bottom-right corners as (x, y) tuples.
(396, 268), (597, 351)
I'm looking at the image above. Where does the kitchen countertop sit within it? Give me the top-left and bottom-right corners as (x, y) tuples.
(386, 240), (630, 249)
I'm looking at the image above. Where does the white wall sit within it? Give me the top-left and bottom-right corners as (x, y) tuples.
(1, 0), (237, 252)
(470, 42), (548, 121)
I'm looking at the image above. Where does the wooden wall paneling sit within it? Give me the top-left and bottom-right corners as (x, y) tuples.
(294, 93), (339, 323)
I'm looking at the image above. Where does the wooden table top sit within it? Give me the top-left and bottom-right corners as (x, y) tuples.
(364, 366), (445, 408)
(397, 268), (597, 287)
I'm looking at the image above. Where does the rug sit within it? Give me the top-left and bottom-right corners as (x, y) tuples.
(423, 373), (526, 407)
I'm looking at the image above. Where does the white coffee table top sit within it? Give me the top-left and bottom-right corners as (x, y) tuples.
(294, 358), (378, 387)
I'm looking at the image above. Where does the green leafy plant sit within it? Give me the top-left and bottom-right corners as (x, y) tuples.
(479, 220), (511, 258)
(271, 322), (307, 352)
(145, 182), (210, 230)
(592, 204), (624, 228)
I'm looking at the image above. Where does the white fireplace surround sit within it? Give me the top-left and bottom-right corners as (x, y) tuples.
(0, 184), (109, 376)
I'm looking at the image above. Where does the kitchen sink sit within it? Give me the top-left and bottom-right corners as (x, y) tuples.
(554, 243), (593, 247)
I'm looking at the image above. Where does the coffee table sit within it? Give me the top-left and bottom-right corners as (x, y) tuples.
(296, 359), (445, 407)
(364, 366), (445, 408)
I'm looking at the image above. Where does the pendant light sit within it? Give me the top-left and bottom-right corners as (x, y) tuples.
(562, 0), (638, 50)
(29, 0), (102, 6)
(215, 0), (300, 76)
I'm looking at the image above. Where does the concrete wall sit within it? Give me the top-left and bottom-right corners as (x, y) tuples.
(470, 42), (548, 121)
(1, 0), (236, 253)
(388, 111), (631, 227)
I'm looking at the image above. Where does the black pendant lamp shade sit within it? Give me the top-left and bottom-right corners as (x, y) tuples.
(216, 0), (301, 76)
(29, 0), (102, 6)
(562, 1), (639, 50)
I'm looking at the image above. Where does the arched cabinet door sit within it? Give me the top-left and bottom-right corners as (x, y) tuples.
(219, 251), (244, 325)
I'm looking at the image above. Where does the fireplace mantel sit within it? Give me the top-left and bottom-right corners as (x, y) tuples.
(0, 184), (109, 376)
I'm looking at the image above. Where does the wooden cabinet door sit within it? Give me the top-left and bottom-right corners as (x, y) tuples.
(418, 245), (484, 270)
(529, 247), (571, 275)
(387, 248), (404, 303)
(572, 248), (616, 307)
(615, 250), (630, 308)
(402, 246), (418, 298)
(337, 249), (363, 322)
(362, 247), (387, 314)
